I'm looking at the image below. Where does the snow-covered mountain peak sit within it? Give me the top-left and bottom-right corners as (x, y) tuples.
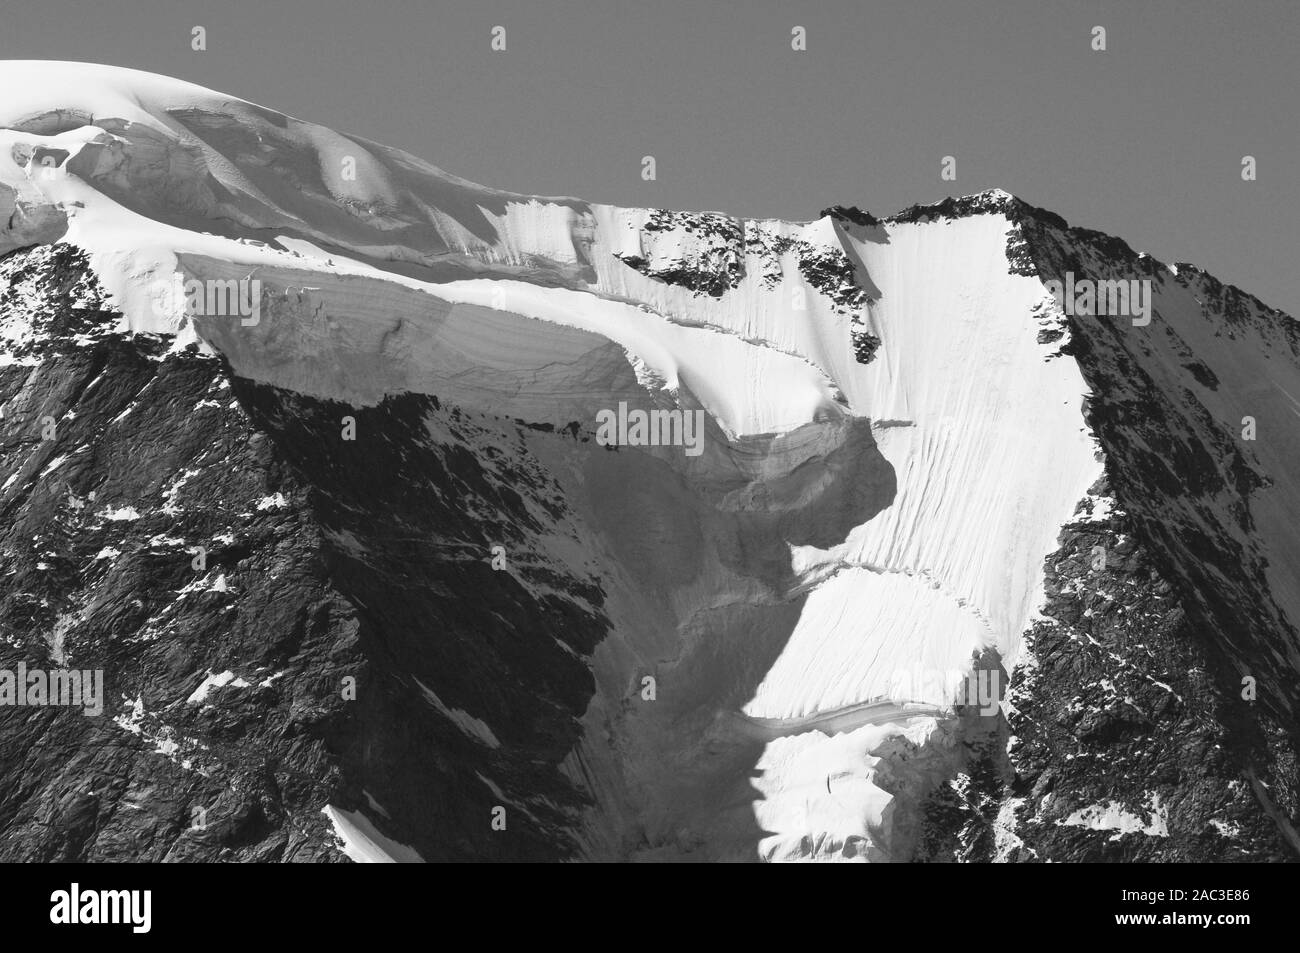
(3, 60), (1297, 863)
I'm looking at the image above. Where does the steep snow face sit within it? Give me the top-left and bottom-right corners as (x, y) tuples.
(1, 62), (1129, 862)
(763, 215), (1103, 715)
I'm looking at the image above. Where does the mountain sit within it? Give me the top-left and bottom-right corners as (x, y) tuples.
(1, 61), (1296, 862)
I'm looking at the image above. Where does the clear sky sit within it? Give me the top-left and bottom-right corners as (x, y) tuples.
(3, 0), (1297, 313)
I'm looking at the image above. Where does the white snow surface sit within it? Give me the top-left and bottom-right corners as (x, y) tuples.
(412, 676), (501, 749)
(757, 216), (1101, 717)
(185, 669), (250, 704)
(1058, 793), (1169, 841)
(321, 805), (424, 863)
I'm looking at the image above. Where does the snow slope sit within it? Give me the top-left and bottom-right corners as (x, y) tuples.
(753, 214), (1101, 717)
(322, 805), (425, 863)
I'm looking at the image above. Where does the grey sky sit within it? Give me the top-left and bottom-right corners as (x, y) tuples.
(3, 0), (1297, 313)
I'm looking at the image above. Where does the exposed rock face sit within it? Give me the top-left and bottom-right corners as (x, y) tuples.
(919, 483), (1297, 861)
(610, 207), (882, 365)
(0, 245), (606, 861)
